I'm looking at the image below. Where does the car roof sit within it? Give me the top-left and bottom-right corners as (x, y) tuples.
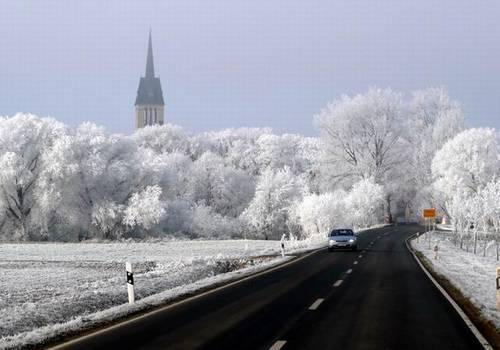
(330, 229), (354, 235)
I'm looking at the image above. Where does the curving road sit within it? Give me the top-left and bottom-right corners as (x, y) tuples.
(52, 225), (484, 350)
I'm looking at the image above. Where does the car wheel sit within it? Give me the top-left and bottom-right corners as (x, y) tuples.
(352, 246), (357, 251)
(328, 248), (333, 252)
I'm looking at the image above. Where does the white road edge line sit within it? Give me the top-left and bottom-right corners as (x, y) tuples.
(309, 298), (324, 310)
(49, 248), (327, 350)
(333, 280), (343, 287)
(346, 269), (353, 274)
(405, 234), (493, 350)
(269, 340), (287, 350)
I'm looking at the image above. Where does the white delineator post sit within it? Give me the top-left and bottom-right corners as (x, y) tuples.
(496, 268), (500, 311)
(280, 234), (285, 258)
(126, 262), (135, 304)
(434, 244), (439, 259)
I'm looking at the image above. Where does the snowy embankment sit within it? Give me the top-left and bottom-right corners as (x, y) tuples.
(411, 231), (500, 329)
(0, 239), (324, 350)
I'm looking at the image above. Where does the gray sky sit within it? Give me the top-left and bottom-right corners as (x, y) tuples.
(1, 1), (499, 135)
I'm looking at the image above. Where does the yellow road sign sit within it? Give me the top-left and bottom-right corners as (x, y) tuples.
(422, 208), (436, 218)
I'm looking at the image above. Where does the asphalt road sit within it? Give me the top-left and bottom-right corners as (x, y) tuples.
(53, 225), (484, 350)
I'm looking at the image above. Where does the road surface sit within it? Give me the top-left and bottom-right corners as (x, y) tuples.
(52, 225), (483, 350)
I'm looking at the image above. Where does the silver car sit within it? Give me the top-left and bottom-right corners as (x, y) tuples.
(328, 229), (358, 252)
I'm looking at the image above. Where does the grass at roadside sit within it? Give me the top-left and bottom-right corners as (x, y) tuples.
(0, 239), (324, 350)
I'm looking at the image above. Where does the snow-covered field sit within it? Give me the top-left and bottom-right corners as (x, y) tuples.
(412, 231), (500, 329)
(0, 239), (324, 350)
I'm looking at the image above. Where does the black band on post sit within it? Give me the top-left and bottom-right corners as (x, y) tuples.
(127, 271), (134, 285)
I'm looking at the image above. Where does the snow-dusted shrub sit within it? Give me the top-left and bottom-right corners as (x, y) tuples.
(91, 201), (125, 239)
(124, 186), (166, 230)
(189, 204), (240, 239)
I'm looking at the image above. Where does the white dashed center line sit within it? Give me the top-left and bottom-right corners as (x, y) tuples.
(270, 340), (287, 350)
(353, 261), (358, 265)
(333, 279), (343, 287)
(309, 298), (324, 310)
(346, 268), (353, 274)
(358, 255), (362, 258)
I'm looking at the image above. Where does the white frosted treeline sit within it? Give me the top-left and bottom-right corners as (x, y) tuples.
(0, 87), (496, 241)
(431, 128), (500, 254)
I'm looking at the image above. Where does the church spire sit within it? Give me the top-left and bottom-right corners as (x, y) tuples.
(135, 30), (165, 129)
(145, 29), (155, 78)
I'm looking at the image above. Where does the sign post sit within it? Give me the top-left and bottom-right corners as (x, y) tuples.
(423, 209), (436, 249)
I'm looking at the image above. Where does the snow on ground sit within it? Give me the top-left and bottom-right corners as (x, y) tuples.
(412, 231), (500, 329)
(0, 238), (324, 349)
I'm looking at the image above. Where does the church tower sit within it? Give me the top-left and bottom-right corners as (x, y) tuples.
(135, 31), (165, 129)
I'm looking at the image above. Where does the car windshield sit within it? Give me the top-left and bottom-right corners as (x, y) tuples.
(330, 229), (354, 236)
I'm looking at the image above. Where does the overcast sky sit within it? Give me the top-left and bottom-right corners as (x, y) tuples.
(1, 1), (499, 135)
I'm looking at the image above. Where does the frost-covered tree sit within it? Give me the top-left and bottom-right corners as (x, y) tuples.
(291, 191), (347, 239)
(344, 178), (385, 229)
(315, 88), (405, 218)
(0, 114), (66, 240)
(480, 179), (500, 258)
(432, 128), (499, 197)
(255, 134), (314, 175)
(407, 88), (465, 213)
(432, 128), (499, 254)
(315, 89), (404, 183)
(132, 124), (190, 155)
(482, 179), (500, 235)
(187, 152), (254, 217)
(39, 123), (156, 239)
(242, 167), (305, 239)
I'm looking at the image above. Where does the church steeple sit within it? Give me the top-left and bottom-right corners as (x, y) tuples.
(135, 31), (165, 129)
(145, 30), (155, 78)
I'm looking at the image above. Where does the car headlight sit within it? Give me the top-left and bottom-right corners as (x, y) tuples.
(349, 239), (355, 243)
(329, 240), (336, 245)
